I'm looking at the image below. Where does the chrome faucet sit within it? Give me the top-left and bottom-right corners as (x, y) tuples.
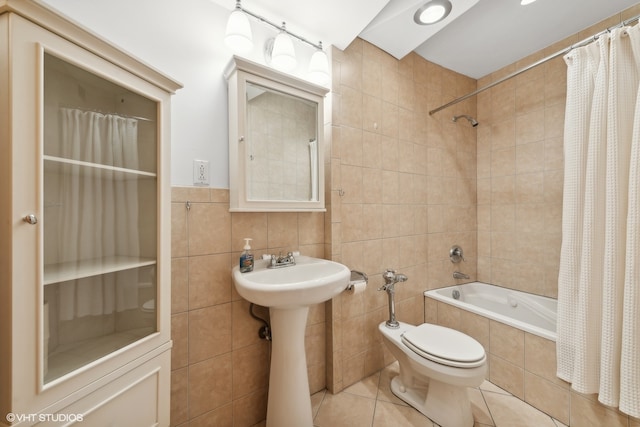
(268, 252), (296, 268)
(378, 269), (408, 328)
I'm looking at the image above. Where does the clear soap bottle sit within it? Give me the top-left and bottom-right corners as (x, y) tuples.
(239, 238), (254, 273)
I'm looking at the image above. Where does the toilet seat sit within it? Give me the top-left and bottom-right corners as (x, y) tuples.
(141, 299), (155, 312)
(401, 324), (486, 368)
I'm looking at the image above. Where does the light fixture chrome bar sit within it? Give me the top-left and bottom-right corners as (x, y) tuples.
(428, 12), (640, 116)
(236, 2), (323, 51)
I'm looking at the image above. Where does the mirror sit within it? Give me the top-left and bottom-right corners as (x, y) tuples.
(225, 56), (329, 212)
(245, 82), (318, 202)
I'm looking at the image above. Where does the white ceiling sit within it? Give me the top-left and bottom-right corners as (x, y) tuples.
(212, 0), (640, 79)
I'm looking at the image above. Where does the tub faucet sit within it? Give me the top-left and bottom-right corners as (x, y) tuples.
(453, 271), (470, 280)
(379, 269), (407, 329)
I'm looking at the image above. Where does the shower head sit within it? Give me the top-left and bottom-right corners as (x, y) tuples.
(452, 115), (479, 127)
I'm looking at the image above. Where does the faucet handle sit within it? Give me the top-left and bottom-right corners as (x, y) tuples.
(449, 245), (465, 263)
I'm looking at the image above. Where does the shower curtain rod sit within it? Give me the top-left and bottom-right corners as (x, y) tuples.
(60, 105), (154, 122)
(428, 12), (640, 116)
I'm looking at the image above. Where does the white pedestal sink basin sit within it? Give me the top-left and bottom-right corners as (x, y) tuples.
(232, 256), (350, 427)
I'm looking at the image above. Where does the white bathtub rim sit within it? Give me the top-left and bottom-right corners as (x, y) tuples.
(424, 282), (557, 342)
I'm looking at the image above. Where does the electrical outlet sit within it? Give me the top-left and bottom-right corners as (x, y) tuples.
(193, 159), (209, 186)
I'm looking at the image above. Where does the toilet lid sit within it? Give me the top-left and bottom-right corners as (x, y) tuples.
(401, 324), (486, 368)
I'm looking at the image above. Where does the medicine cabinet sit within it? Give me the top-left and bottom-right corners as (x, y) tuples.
(225, 56), (329, 212)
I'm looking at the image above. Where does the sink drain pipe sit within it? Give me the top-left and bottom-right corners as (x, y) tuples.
(250, 303), (272, 341)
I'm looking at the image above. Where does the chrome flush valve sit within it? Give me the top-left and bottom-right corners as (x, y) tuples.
(378, 269), (408, 329)
(381, 269), (396, 291)
(380, 269), (407, 290)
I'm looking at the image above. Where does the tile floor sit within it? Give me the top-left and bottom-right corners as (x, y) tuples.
(310, 362), (568, 427)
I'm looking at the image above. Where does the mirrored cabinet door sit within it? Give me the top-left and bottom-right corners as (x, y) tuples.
(42, 52), (159, 384)
(246, 81), (319, 202)
(226, 56), (329, 212)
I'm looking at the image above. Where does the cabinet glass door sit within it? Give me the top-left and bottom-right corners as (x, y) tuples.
(42, 52), (159, 384)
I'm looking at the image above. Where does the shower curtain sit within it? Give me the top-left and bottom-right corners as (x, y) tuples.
(557, 26), (640, 417)
(309, 139), (318, 201)
(57, 108), (140, 321)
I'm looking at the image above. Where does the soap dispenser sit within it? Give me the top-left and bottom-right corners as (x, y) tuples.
(240, 238), (254, 273)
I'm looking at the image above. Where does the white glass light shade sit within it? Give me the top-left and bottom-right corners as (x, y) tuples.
(520, 0), (537, 4)
(271, 31), (297, 72)
(225, 9), (253, 54)
(307, 49), (329, 85)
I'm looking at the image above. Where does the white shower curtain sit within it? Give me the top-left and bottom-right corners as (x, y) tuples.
(309, 139), (318, 201)
(57, 108), (140, 321)
(557, 26), (640, 417)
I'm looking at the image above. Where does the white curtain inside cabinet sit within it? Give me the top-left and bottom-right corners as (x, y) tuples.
(56, 108), (141, 321)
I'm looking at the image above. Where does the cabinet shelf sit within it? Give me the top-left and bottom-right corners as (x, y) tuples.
(44, 256), (156, 285)
(45, 327), (155, 384)
(44, 155), (157, 179)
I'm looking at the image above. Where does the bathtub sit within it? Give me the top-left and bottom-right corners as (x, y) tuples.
(424, 282), (557, 341)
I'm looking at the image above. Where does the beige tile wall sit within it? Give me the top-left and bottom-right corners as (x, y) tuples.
(169, 186), (326, 427)
(475, 41), (565, 298)
(476, 4), (640, 299)
(325, 39), (478, 392)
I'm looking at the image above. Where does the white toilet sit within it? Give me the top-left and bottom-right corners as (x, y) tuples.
(379, 320), (487, 427)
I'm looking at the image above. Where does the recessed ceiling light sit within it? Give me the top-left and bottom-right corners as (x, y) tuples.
(521, 0), (537, 5)
(414, 0), (453, 25)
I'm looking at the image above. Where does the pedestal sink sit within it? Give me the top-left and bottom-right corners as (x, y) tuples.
(232, 256), (350, 427)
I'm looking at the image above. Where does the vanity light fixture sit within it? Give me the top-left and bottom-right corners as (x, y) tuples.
(307, 42), (330, 86)
(267, 23), (297, 72)
(414, 0), (452, 25)
(520, 0), (537, 4)
(224, 0), (330, 84)
(224, 0), (253, 54)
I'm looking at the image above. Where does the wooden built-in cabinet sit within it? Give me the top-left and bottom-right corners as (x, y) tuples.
(0, 1), (181, 425)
